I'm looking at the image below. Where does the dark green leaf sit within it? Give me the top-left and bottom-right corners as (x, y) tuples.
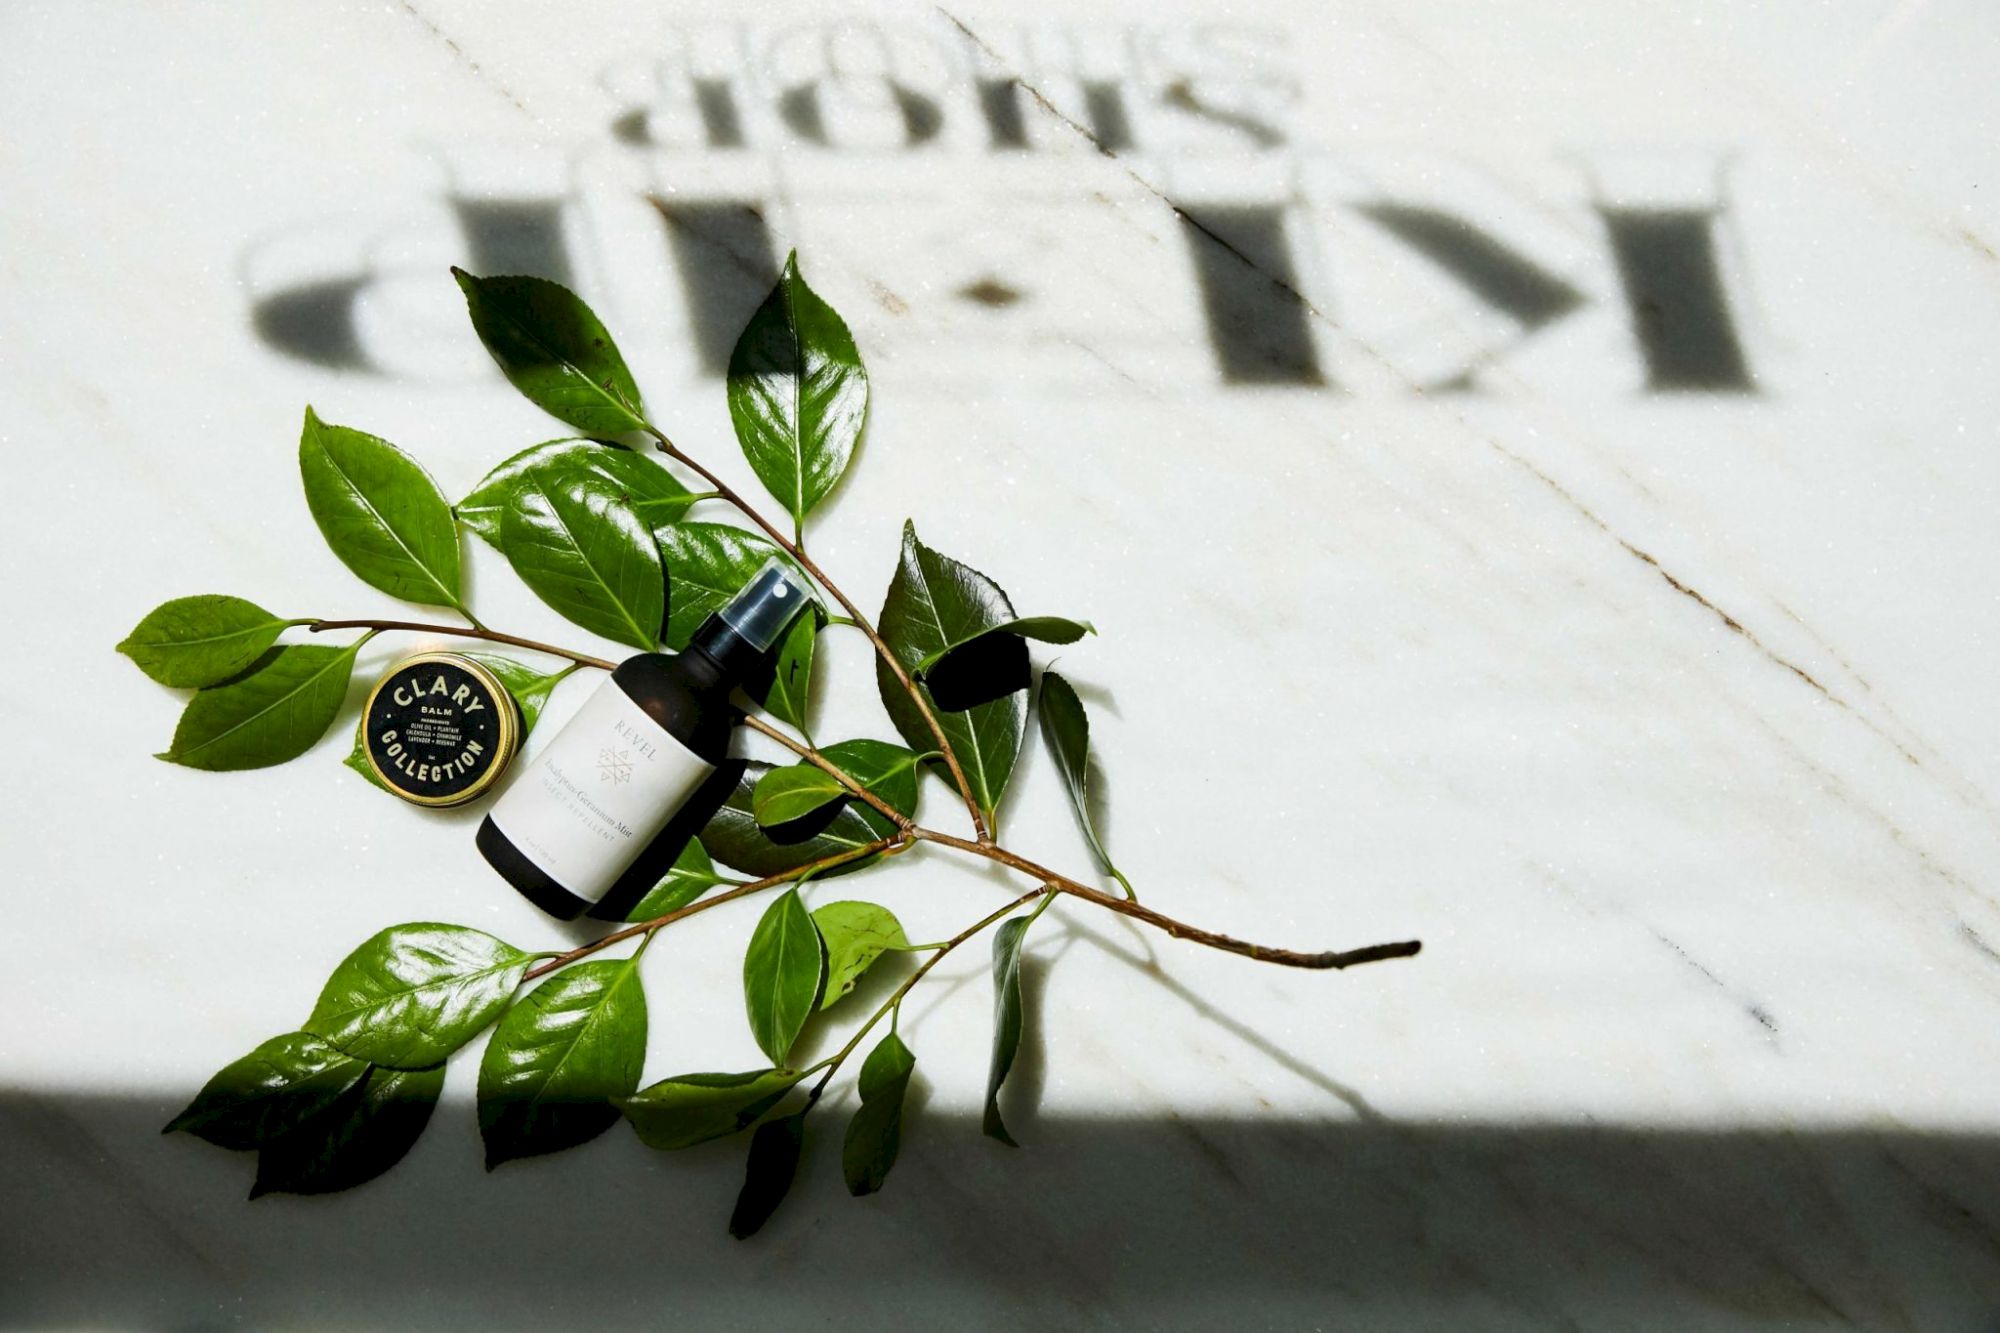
(843, 1032), (915, 1195)
(623, 838), (736, 921)
(163, 1031), (368, 1151)
(756, 605), (820, 732)
(914, 616), (1096, 675)
(817, 739), (923, 819)
(343, 654), (570, 793)
(501, 469), (663, 650)
(618, 1068), (801, 1151)
(1037, 670), (1127, 890)
(812, 901), (909, 1011)
(458, 439), (698, 549)
(654, 521), (786, 651)
(742, 889), (824, 1065)
(984, 913), (1034, 1146)
(701, 761), (895, 878)
(158, 641), (362, 771)
(299, 409), (464, 611)
(729, 1110), (806, 1239)
(876, 521), (1026, 828)
(452, 269), (647, 435)
(304, 923), (530, 1068)
(727, 252), (869, 533)
(477, 957), (647, 1169)
(751, 765), (846, 826)
(249, 1062), (444, 1198)
(118, 595), (297, 688)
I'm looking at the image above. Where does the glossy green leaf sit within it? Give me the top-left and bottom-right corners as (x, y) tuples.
(729, 1110), (806, 1239)
(756, 605), (820, 732)
(623, 838), (736, 922)
(249, 1061), (445, 1198)
(343, 655), (571, 793)
(817, 739), (923, 818)
(984, 914), (1034, 1146)
(458, 439), (698, 549)
(727, 253), (869, 534)
(452, 269), (647, 435)
(876, 521), (1026, 828)
(812, 901), (910, 1011)
(843, 1032), (915, 1195)
(618, 1068), (802, 1151)
(654, 521), (786, 651)
(701, 761), (896, 878)
(118, 595), (298, 688)
(478, 957), (647, 1169)
(751, 765), (846, 826)
(158, 641), (362, 771)
(1037, 670), (1130, 894)
(299, 409), (464, 611)
(163, 1031), (368, 1151)
(742, 889), (824, 1066)
(304, 923), (530, 1068)
(501, 470), (663, 650)
(913, 616), (1096, 675)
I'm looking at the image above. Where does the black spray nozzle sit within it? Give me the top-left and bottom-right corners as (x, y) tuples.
(688, 557), (812, 679)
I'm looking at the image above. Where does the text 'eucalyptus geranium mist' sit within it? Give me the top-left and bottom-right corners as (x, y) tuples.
(120, 252), (1422, 1236)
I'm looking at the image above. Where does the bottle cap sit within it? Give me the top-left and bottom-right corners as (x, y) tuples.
(717, 557), (812, 651)
(360, 652), (521, 806)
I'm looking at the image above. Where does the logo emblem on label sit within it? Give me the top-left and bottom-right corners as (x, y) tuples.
(598, 746), (634, 785)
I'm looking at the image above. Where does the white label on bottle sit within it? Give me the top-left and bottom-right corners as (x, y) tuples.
(486, 678), (714, 904)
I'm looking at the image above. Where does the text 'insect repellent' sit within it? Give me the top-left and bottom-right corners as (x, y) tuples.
(477, 557), (809, 920)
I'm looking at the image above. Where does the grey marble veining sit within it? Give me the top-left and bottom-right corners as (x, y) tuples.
(4, 1), (2000, 1327)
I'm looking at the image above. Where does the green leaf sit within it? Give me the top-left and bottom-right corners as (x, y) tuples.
(343, 655), (571, 793)
(876, 521), (1027, 828)
(501, 469), (664, 650)
(249, 1062), (445, 1198)
(727, 252), (869, 534)
(812, 901), (909, 1011)
(654, 521), (787, 651)
(158, 641), (362, 771)
(843, 1032), (915, 1196)
(458, 439), (698, 549)
(742, 889), (824, 1066)
(618, 1068), (802, 1151)
(817, 739), (923, 818)
(163, 1031), (368, 1151)
(729, 1110), (806, 1239)
(304, 923), (530, 1068)
(477, 957), (647, 1169)
(299, 409), (464, 611)
(452, 269), (647, 436)
(751, 765), (847, 826)
(701, 761), (896, 878)
(984, 913), (1035, 1146)
(623, 838), (736, 922)
(118, 595), (297, 688)
(756, 605), (820, 732)
(1037, 670), (1129, 892)
(914, 616), (1096, 676)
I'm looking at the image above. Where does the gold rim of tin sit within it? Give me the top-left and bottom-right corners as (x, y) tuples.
(361, 651), (521, 807)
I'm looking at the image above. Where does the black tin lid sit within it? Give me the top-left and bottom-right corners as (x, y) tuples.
(360, 652), (520, 807)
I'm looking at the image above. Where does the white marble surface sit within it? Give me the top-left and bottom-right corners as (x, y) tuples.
(6, 1), (2000, 1327)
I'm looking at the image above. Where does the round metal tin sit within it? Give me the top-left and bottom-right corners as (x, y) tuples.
(360, 652), (520, 807)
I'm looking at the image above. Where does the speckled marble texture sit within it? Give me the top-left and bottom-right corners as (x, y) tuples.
(5, 2), (2000, 1327)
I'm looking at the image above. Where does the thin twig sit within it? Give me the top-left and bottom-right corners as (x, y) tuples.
(308, 619), (617, 671)
(520, 839), (901, 984)
(911, 828), (1421, 970)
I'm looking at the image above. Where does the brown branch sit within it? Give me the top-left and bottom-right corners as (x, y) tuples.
(308, 619), (617, 671)
(737, 714), (913, 832)
(645, 428), (990, 842)
(911, 828), (1422, 970)
(520, 838), (901, 984)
